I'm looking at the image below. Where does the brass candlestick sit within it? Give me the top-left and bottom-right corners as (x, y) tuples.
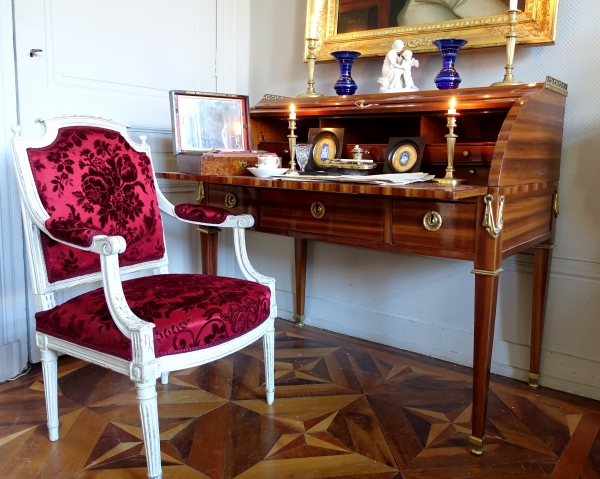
(491, 10), (525, 86)
(434, 113), (467, 186)
(297, 38), (323, 98)
(285, 119), (299, 175)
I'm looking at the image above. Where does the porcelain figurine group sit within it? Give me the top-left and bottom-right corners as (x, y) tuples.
(377, 39), (420, 93)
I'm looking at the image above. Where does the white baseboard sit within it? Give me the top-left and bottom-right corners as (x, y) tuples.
(275, 282), (600, 402)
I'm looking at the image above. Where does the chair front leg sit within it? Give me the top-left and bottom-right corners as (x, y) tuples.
(136, 380), (163, 479)
(263, 319), (275, 405)
(40, 347), (59, 441)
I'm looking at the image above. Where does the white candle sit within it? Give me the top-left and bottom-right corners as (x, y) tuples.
(509, 0), (517, 10)
(448, 97), (457, 115)
(309, 13), (318, 38)
(289, 104), (296, 120)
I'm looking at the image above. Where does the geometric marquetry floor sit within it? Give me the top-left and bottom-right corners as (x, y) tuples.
(1, 320), (600, 479)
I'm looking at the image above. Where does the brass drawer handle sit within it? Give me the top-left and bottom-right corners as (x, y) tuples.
(238, 160), (247, 169)
(423, 211), (442, 231)
(225, 193), (237, 208)
(311, 201), (325, 218)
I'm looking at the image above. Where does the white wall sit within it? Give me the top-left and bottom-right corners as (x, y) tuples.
(0, 0), (29, 379)
(248, 0), (600, 399)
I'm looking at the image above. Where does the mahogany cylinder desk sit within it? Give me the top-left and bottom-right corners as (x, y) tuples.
(158, 79), (567, 455)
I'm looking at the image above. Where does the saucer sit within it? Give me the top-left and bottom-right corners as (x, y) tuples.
(247, 167), (288, 178)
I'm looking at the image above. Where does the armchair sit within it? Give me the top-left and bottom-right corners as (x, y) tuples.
(10, 116), (276, 479)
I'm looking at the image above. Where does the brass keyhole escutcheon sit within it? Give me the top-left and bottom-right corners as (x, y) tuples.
(225, 193), (237, 209)
(311, 201), (325, 219)
(423, 211), (442, 231)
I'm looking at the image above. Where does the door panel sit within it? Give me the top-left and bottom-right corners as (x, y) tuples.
(14, 0), (217, 136)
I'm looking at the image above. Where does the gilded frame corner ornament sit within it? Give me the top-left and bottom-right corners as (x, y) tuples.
(305, 0), (560, 62)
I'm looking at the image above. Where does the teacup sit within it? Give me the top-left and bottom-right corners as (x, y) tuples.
(257, 154), (280, 169)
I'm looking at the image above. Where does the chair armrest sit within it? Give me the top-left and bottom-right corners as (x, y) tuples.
(42, 217), (155, 354)
(174, 203), (232, 224)
(154, 183), (255, 228)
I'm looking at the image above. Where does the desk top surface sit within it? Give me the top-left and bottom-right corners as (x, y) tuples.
(156, 172), (488, 201)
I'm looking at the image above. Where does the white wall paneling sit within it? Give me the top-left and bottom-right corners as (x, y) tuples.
(248, 0), (600, 400)
(13, 0), (219, 136)
(0, 0), (29, 379)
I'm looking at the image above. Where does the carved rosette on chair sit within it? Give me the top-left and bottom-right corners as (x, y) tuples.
(10, 116), (277, 479)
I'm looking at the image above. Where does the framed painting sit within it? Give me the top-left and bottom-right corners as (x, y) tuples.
(305, 0), (560, 61)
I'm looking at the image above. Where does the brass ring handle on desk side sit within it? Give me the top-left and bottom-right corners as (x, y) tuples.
(225, 193), (238, 209)
(311, 201), (325, 219)
(423, 211), (442, 231)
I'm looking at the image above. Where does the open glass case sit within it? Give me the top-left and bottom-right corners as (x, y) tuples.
(169, 91), (251, 154)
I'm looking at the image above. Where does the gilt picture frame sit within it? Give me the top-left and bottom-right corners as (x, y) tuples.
(305, 0), (560, 62)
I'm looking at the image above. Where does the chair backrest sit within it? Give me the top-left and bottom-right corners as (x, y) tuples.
(12, 116), (169, 296)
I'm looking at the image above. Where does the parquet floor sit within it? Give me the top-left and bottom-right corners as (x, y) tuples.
(1, 320), (600, 479)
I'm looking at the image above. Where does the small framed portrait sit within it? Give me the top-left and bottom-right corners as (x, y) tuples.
(384, 137), (426, 173)
(306, 128), (344, 171)
(169, 90), (250, 155)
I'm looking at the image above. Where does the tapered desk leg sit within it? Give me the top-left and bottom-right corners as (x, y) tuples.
(199, 227), (220, 276)
(529, 242), (555, 388)
(294, 238), (307, 326)
(469, 194), (503, 456)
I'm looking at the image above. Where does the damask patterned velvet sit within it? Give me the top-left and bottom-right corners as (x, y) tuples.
(27, 127), (165, 283)
(36, 274), (271, 360)
(174, 204), (231, 224)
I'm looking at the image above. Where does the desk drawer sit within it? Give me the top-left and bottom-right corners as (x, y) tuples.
(206, 185), (258, 217)
(261, 190), (385, 242)
(392, 200), (476, 252)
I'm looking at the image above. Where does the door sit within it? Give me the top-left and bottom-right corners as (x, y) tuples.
(14, 0), (220, 137)
(12, 0), (245, 362)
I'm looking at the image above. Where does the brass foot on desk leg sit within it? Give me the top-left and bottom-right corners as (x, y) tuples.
(469, 435), (486, 455)
(293, 314), (306, 327)
(528, 373), (540, 388)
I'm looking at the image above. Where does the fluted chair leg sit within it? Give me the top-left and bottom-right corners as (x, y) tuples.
(40, 347), (59, 441)
(264, 320), (275, 405)
(136, 380), (163, 479)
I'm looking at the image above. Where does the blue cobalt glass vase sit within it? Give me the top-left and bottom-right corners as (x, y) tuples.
(331, 51), (361, 95)
(433, 39), (468, 90)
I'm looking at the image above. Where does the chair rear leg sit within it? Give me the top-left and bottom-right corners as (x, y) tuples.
(160, 372), (169, 385)
(263, 321), (275, 405)
(136, 380), (163, 479)
(40, 348), (59, 441)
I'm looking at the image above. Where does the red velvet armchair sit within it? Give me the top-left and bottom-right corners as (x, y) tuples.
(10, 116), (276, 479)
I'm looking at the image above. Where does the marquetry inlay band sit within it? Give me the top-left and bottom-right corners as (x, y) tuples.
(534, 243), (556, 250)
(470, 268), (504, 277)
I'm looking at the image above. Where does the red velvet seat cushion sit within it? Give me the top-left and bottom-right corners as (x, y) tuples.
(35, 274), (271, 360)
(174, 204), (231, 224)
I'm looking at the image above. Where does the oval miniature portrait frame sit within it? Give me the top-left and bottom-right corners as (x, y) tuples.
(308, 131), (340, 169)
